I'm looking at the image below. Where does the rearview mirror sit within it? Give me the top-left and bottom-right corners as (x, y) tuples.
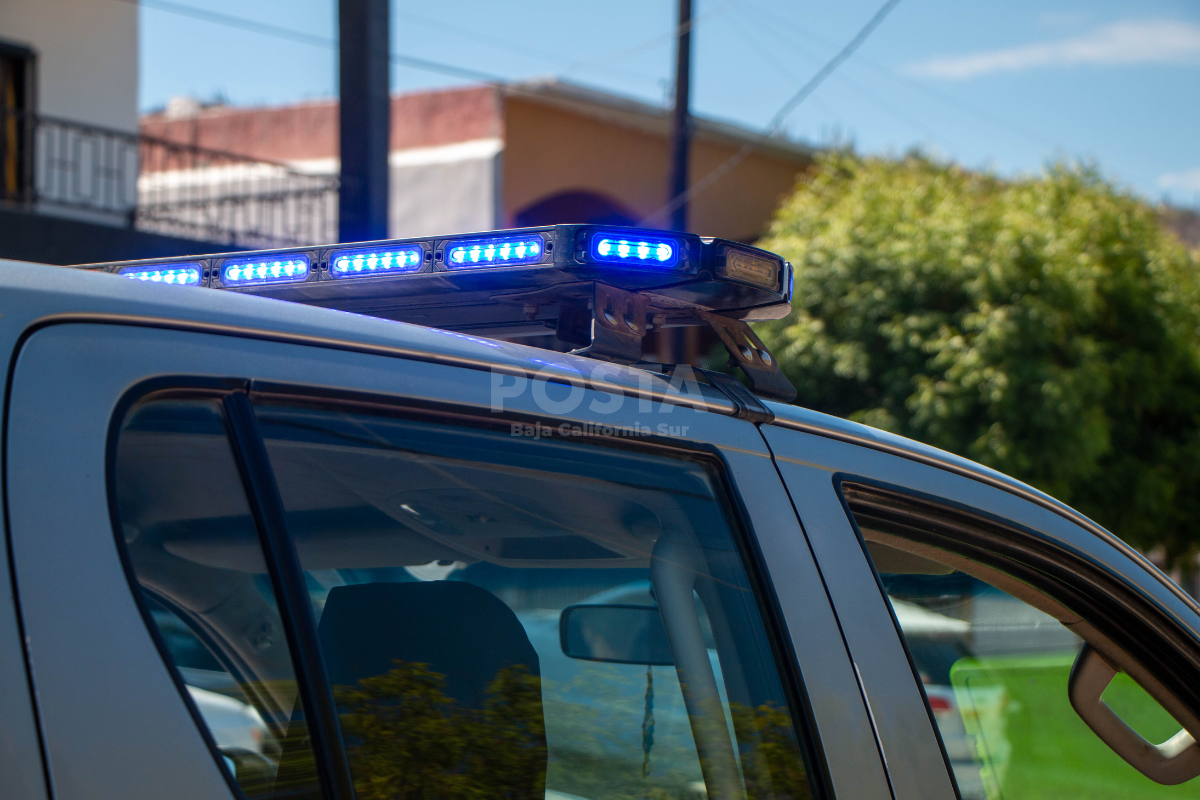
(559, 604), (674, 665)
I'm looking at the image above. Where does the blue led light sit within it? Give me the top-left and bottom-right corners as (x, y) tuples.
(330, 245), (423, 278)
(221, 255), (311, 286)
(445, 236), (543, 269)
(117, 262), (203, 286)
(590, 232), (680, 268)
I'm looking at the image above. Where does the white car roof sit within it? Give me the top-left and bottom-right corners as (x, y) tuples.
(0, 258), (1103, 542)
(0, 259), (735, 412)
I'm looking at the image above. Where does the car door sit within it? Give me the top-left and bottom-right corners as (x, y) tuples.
(764, 424), (1200, 800)
(6, 318), (889, 800)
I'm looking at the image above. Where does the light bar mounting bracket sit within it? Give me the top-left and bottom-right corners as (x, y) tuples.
(556, 282), (797, 405)
(569, 283), (650, 364)
(696, 310), (797, 403)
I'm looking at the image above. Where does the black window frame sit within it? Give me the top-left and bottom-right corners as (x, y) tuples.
(107, 374), (829, 800)
(834, 474), (1200, 780)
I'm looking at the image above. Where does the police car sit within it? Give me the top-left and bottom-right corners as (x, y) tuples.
(2, 225), (1199, 800)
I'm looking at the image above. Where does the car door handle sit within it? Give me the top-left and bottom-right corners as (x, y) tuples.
(1069, 643), (1200, 785)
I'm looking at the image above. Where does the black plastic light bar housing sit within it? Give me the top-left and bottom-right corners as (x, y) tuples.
(76, 224), (793, 339)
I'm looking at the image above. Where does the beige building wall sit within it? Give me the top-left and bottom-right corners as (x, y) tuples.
(0, 0), (139, 132)
(502, 92), (810, 243)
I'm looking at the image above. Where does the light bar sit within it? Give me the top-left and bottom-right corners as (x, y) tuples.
(445, 235), (543, 269)
(330, 245), (423, 279)
(221, 255), (311, 287)
(590, 232), (680, 268)
(719, 248), (780, 292)
(117, 262), (203, 286)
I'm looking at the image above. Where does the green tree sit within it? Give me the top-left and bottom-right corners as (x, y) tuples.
(333, 661), (547, 800)
(757, 152), (1200, 564)
(731, 702), (812, 800)
(335, 662), (472, 800)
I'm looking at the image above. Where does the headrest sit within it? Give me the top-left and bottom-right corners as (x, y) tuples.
(317, 580), (541, 709)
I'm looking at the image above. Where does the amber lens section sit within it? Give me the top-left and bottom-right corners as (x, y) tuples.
(721, 249), (780, 292)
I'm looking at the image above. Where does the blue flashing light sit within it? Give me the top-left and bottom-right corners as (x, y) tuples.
(330, 245), (423, 278)
(590, 232), (680, 268)
(445, 236), (543, 269)
(221, 255), (310, 286)
(117, 262), (202, 286)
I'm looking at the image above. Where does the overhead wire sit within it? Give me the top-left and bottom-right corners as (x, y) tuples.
(124, 0), (670, 105)
(742, 0), (1059, 149)
(561, 0), (748, 77)
(391, 8), (661, 84)
(119, 0), (512, 84)
(723, 11), (933, 143)
(125, 0), (939, 222)
(640, 0), (904, 226)
(724, 8), (954, 150)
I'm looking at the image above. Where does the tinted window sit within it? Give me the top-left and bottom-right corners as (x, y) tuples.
(253, 402), (814, 800)
(844, 487), (1199, 800)
(114, 398), (320, 798)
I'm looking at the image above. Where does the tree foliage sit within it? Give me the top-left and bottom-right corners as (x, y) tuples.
(757, 152), (1200, 564)
(335, 661), (547, 800)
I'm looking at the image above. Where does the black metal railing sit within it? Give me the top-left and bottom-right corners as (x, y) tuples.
(0, 110), (338, 248)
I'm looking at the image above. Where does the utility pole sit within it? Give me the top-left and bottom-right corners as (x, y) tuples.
(338, 0), (390, 242)
(667, 0), (692, 234)
(662, 0), (693, 365)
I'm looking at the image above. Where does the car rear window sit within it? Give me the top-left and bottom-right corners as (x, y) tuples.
(113, 391), (818, 800)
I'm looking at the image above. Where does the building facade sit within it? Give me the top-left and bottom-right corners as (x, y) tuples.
(0, 0), (811, 269)
(0, 0), (333, 265)
(140, 80), (814, 245)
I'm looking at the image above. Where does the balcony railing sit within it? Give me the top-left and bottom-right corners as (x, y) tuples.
(0, 110), (337, 249)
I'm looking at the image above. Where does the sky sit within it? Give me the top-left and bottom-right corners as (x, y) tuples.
(137, 0), (1200, 209)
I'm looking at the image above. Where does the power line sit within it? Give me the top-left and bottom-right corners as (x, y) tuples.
(393, 9), (661, 84)
(721, 13), (844, 125)
(123, 0), (671, 103)
(119, 0), (509, 84)
(121, 0), (334, 47)
(720, 10), (964, 153)
(123, 0), (694, 147)
(641, 0), (903, 226)
(561, 0), (747, 77)
(742, 0), (1058, 149)
(724, 9), (955, 150)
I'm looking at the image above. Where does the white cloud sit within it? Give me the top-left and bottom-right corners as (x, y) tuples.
(905, 20), (1200, 79)
(1159, 170), (1200, 192)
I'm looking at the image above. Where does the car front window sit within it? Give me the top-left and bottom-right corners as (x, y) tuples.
(841, 483), (1200, 800)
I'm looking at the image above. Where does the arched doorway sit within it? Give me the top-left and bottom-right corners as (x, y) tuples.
(513, 190), (637, 227)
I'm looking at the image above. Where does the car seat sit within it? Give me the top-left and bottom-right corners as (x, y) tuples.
(275, 580), (546, 798)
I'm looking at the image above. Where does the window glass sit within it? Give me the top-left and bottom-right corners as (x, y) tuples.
(843, 487), (1198, 800)
(253, 402), (814, 800)
(114, 398), (320, 799)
